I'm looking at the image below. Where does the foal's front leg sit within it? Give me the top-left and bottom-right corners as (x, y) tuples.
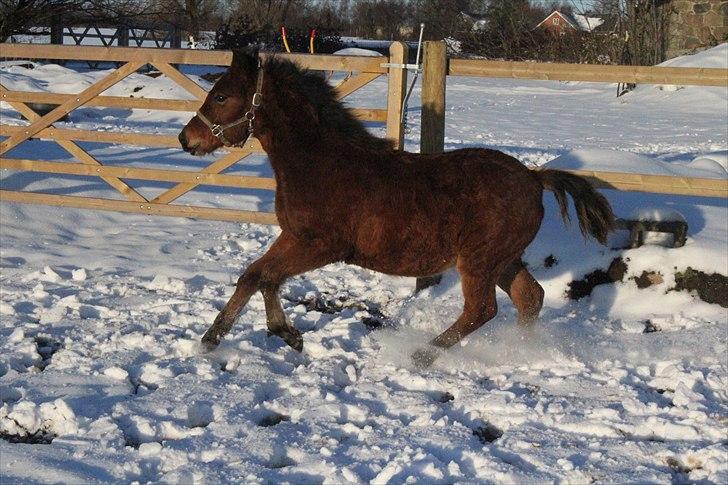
(202, 232), (334, 350)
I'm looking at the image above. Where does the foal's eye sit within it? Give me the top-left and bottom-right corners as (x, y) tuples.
(214, 94), (227, 103)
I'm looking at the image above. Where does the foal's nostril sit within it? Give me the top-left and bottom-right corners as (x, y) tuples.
(178, 131), (188, 149)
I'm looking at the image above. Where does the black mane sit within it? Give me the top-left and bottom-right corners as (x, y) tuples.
(263, 56), (395, 153)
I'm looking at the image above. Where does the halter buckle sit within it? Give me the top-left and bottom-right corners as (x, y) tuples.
(251, 92), (262, 107)
(211, 124), (224, 137)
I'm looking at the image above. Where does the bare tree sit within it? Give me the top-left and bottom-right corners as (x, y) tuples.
(411, 0), (472, 41)
(156, 0), (221, 38)
(0, 0), (82, 40)
(227, 0), (306, 31)
(351, 0), (409, 39)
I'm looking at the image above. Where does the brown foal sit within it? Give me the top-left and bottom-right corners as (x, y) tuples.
(178, 48), (614, 366)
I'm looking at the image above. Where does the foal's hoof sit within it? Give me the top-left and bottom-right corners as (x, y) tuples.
(200, 331), (221, 352)
(268, 329), (303, 352)
(412, 347), (440, 369)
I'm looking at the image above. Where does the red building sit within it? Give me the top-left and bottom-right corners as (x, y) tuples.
(536, 10), (604, 35)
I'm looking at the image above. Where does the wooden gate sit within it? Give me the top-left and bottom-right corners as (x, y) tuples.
(0, 43), (409, 223)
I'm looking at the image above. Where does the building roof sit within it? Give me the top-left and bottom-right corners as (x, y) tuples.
(571, 13), (604, 32)
(536, 10), (604, 32)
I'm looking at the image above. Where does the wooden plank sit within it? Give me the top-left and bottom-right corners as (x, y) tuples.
(0, 85), (147, 202)
(0, 190), (279, 225)
(0, 158), (277, 190)
(0, 61), (145, 155)
(560, 169), (728, 198)
(151, 61), (209, 100)
(57, 140), (148, 202)
(420, 41), (447, 155)
(285, 53), (388, 73)
(386, 41), (408, 149)
(347, 108), (388, 122)
(0, 124), (263, 151)
(448, 59), (728, 87)
(152, 150), (253, 204)
(1, 90), (201, 112)
(0, 43), (388, 73)
(0, 91), (385, 120)
(334, 72), (382, 99)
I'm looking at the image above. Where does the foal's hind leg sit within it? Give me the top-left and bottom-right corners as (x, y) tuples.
(497, 259), (544, 326)
(412, 270), (499, 368)
(262, 284), (302, 351)
(202, 232), (333, 350)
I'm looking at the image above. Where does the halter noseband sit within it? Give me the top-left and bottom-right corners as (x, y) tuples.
(196, 58), (264, 147)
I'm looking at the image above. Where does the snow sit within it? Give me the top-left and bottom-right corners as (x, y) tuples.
(333, 48), (383, 57)
(544, 148), (727, 178)
(653, 43), (728, 91)
(1, 46), (727, 483)
(628, 207), (686, 223)
(660, 43), (728, 70)
(572, 14), (604, 32)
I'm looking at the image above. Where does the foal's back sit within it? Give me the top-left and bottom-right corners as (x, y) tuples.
(345, 147), (544, 277)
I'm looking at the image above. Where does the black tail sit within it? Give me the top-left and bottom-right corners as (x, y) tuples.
(537, 169), (615, 245)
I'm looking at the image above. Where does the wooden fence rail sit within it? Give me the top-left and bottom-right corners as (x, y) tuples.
(448, 58), (728, 87)
(421, 41), (728, 198)
(0, 42), (409, 223)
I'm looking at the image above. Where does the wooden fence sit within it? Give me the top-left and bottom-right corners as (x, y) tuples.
(420, 41), (728, 198)
(0, 42), (409, 223)
(1, 41), (727, 229)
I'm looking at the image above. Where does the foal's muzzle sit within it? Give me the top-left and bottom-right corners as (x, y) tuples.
(178, 130), (199, 154)
(179, 126), (210, 155)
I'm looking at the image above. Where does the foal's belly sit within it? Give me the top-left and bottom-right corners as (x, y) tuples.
(347, 214), (458, 277)
(349, 254), (457, 278)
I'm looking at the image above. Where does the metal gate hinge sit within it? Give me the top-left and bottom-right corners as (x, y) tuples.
(380, 62), (421, 71)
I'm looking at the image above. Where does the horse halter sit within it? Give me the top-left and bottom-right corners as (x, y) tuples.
(196, 58), (264, 147)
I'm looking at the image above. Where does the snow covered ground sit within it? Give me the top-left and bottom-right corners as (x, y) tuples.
(1, 45), (727, 483)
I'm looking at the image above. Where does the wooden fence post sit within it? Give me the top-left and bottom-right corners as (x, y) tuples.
(50, 17), (64, 45)
(386, 41), (408, 150)
(117, 25), (129, 47)
(171, 27), (182, 49)
(420, 41), (446, 155)
(416, 41), (448, 292)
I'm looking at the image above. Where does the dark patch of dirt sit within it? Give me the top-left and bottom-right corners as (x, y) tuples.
(0, 431), (54, 445)
(258, 412), (290, 427)
(544, 254), (558, 268)
(633, 271), (663, 289)
(284, 292), (389, 329)
(567, 258), (727, 307)
(132, 86), (143, 92)
(473, 423), (503, 443)
(34, 335), (62, 371)
(567, 257), (627, 300)
(438, 391), (455, 403)
(666, 456), (701, 475)
(643, 320), (660, 333)
(265, 454), (297, 469)
(144, 71), (163, 78)
(361, 316), (385, 330)
(674, 268), (728, 308)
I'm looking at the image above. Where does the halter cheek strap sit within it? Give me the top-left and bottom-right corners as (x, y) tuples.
(197, 58), (264, 147)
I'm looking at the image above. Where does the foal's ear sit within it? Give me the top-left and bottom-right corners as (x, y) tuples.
(231, 46), (260, 74)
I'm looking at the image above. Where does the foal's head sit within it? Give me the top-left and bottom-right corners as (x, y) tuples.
(179, 47), (262, 156)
